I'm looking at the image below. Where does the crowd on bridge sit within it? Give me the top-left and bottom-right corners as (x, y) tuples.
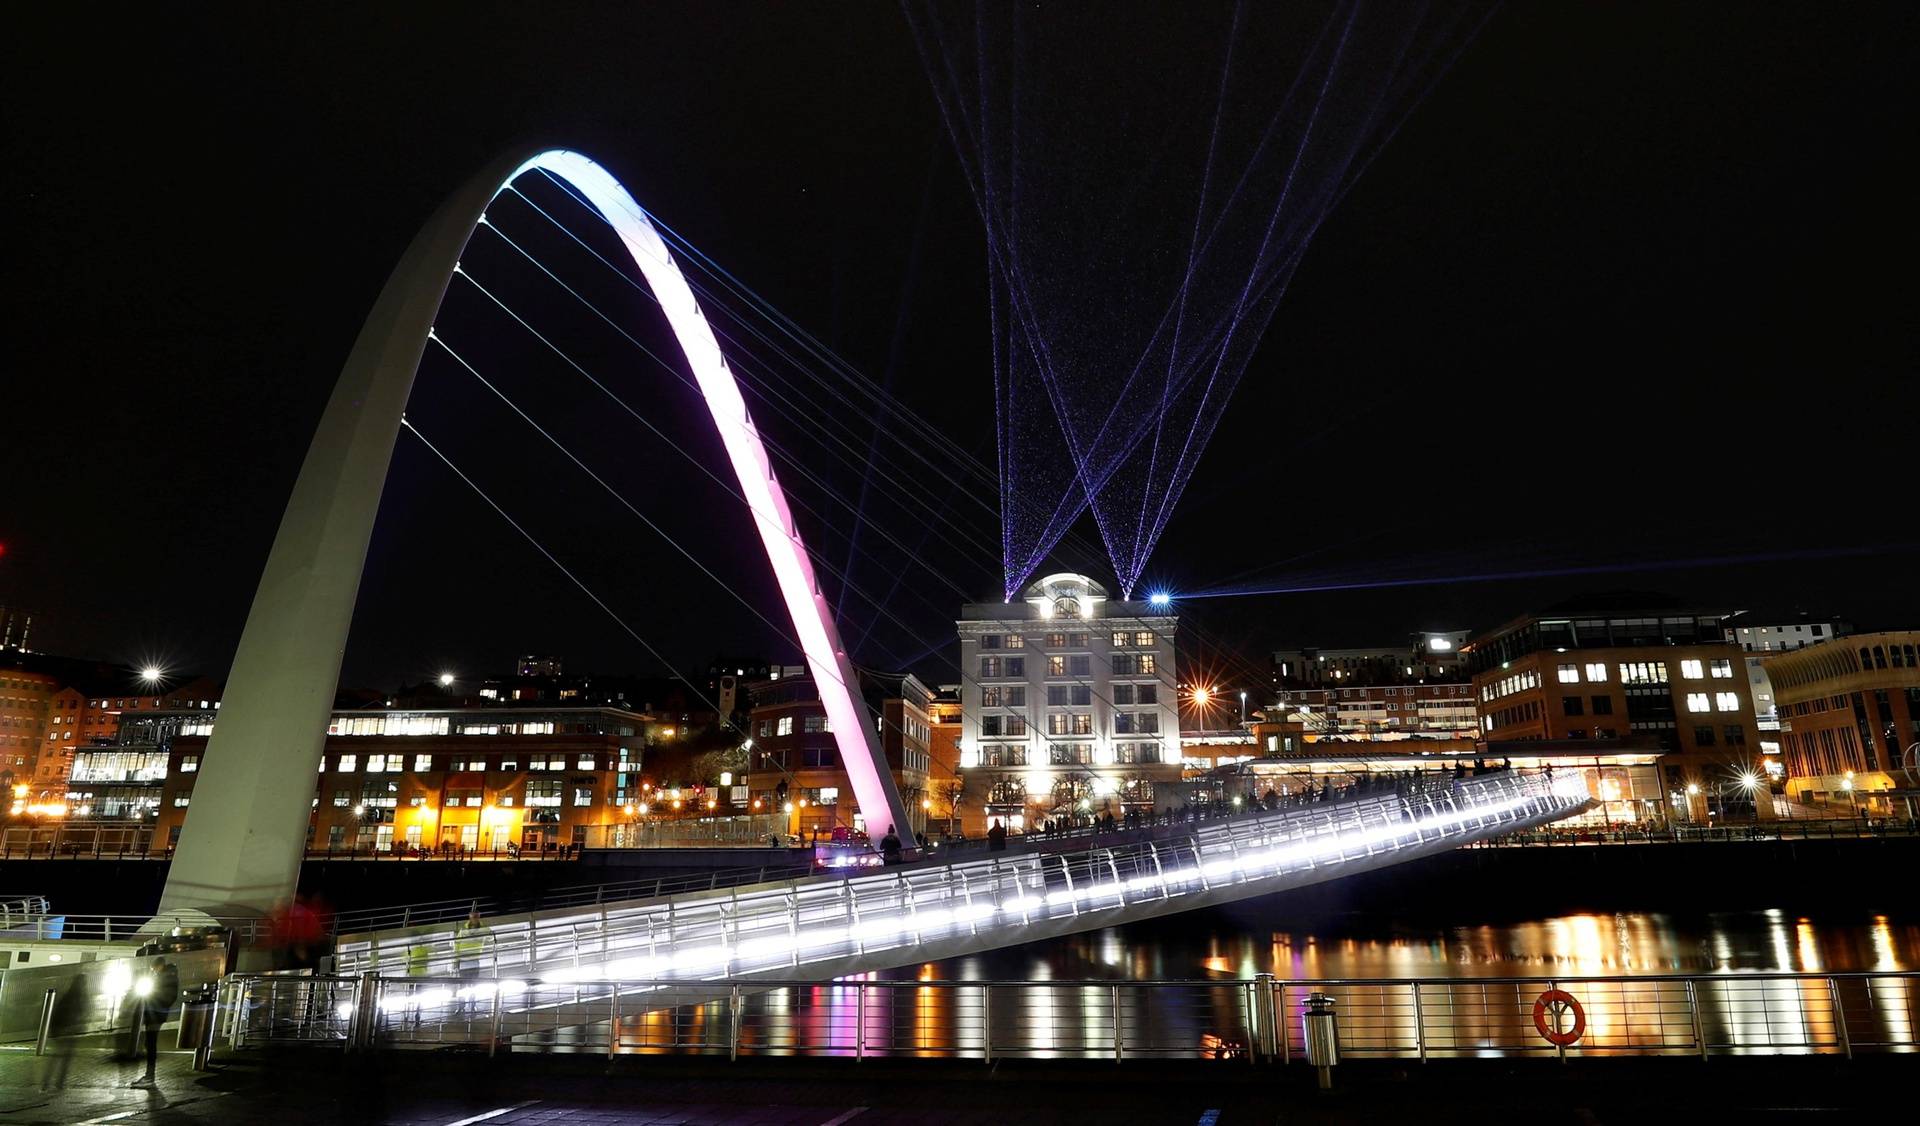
(930, 763), (1529, 858)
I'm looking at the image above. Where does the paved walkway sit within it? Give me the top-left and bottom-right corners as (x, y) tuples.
(0, 1043), (1905, 1124)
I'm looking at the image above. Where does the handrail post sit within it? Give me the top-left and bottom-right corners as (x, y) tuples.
(1411, 981), (1426, 1063)
(487, 982), (504, 1057)
(1828, 976), (1851, 1059)
(856, 983), (867, 1061)
(1686, 977), (1708, 1059)
(980, 983), (992, 1063)
(730, 985), (743, 1062)
(1279, 981), (1290, 1065)
(607, 983), (621, 1059)
(1111, 983), (1123, 1062)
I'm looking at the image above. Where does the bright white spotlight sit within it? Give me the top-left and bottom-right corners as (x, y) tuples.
(1148, 592), (1171, 607)
(438, 672), (455, 687)
(140, 665), (164, 684)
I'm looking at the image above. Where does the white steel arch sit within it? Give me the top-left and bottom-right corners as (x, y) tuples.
(160, 149), (912, 918)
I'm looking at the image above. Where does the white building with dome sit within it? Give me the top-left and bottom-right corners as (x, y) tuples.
(955, 573), (1181, 830)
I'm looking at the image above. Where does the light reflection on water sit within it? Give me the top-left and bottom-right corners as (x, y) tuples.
(893, 909), (1920, 982)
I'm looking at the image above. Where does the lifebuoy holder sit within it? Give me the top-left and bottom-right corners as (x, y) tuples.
(1533, 988), (1586, 1046)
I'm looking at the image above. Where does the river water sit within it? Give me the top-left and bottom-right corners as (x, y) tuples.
(896, 905), (1920, 981)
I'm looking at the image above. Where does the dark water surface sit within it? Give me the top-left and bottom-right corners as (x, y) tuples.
(898, 904), (1920, 981)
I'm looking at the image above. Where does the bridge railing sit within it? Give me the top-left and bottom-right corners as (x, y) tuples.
(217, 969), (1920, 1060)
(329, 772), (1585, 981)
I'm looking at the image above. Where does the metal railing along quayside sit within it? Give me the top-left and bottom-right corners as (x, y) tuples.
(330, 773), (1589, 983)
(221, 970), (1920, 1060)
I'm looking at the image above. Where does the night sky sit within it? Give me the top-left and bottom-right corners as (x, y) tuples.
(4, 3), (1914, 696)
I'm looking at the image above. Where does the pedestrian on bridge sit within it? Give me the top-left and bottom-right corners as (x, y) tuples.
(880, 825), (903, 865)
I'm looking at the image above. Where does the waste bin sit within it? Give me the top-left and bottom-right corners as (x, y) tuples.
(1301, 992), (1339, 1089)
(176, 984), (217, 1069)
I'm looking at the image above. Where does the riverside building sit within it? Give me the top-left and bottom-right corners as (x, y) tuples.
(956, 573), (1181, 831)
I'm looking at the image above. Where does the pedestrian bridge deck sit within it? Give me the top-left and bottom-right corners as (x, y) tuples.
(329, 771), (1590, 991)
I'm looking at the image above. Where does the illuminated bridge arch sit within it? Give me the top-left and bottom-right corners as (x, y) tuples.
(160, 149), (912, 916)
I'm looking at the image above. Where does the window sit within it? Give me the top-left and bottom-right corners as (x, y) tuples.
(1619, 662), (1668, 685)
(1694, 725), (1717, 746)
(1680, 659), (1705, 680)
(1591, 696), (1613, 715)
(1046, 685), (1069, 706)
(1562, 696), (1584, 716)
(1112, 631), (1130, 647)
(573, 787), (593, 807)
(1048, 656), (1067, 677)
(1138, 654), (1156, 675)
(332, 790), (351, 807)
(1048, 743), (1092, 766)
(1686, 693), (1710, 713)
(1005, 715), (1027, 737)
(1725, 725), (1747, 746)
(179, 755), (199, 773)
(1557, 664), (1580, 684)
(525, 780), (563, 807)
(1715, 692), (1740, 712)
(1584, 663), (1607, 682)
(1137, 684), (1158, 705)
(337, 754), (356, 773)
(983, 686), (1003, 707)
(776, 716), (794, 736)
(1136, 631), (1155, 647)
(1069, 655), (1091, 676)
(1006, 687), (1025, 707)
(366, 754), (386, 772)
(1136, 713), (1160, 734)
(1112, 684), (1134, 705)
(980, 634), (1002, 650)
(980, 657), (1002, 678)
(1710, 659), (1734, 679)
(576, 754), (596, 770)
(414, 754), (432, 772)
(1006, 658), (1025, 677)
(803, 715), (828, 732)
(1045, 632), (1068, 648)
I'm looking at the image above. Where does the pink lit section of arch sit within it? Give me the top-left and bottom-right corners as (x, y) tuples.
(508, 152), (910, 838)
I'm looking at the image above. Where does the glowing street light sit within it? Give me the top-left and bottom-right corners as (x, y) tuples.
(438, 672), (455, 688)
(1192, 686), (1213, 705)
(1148, 592), (1171, 608)
(140, 665), (164, 684)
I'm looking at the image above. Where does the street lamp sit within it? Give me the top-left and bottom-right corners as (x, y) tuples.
(438, 672), (455, 688)
(139, 665), (164, 685)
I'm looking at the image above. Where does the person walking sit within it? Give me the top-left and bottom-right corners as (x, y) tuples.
(132, 957), (179, 1087)
(880, 824), (903, 865)
(987, 820), (1007, 852)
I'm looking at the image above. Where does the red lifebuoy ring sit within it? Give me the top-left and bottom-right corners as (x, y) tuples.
(1533, 988), (1585, 1046)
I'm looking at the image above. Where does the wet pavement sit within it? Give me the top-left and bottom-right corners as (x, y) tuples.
(0, 1041), (1904, 1124)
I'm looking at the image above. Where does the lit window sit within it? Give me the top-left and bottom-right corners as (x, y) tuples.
(1680, 660), (1704, 679)
(1686, 693), (1710, 713)
(1584, 663), (1607, 682)
(366, 754), (386, 773)
(1557, 664), (1579, 684)
(576, 755), (596, 770)
(1136, 631), (1154, 647)
(1710, 659), (1733, 679)
(180, 756), (199, 773)
(1715, 692), (1740, 712)
(337, 754), (356, 773)
(573, 787), (593, 807)
(414, 754), (431, 772)
(1138, 654), (1156, 675)
(776, 717), (794, 736)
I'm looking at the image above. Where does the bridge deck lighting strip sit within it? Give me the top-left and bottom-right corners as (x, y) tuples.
(336, 778), (1586, 991)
